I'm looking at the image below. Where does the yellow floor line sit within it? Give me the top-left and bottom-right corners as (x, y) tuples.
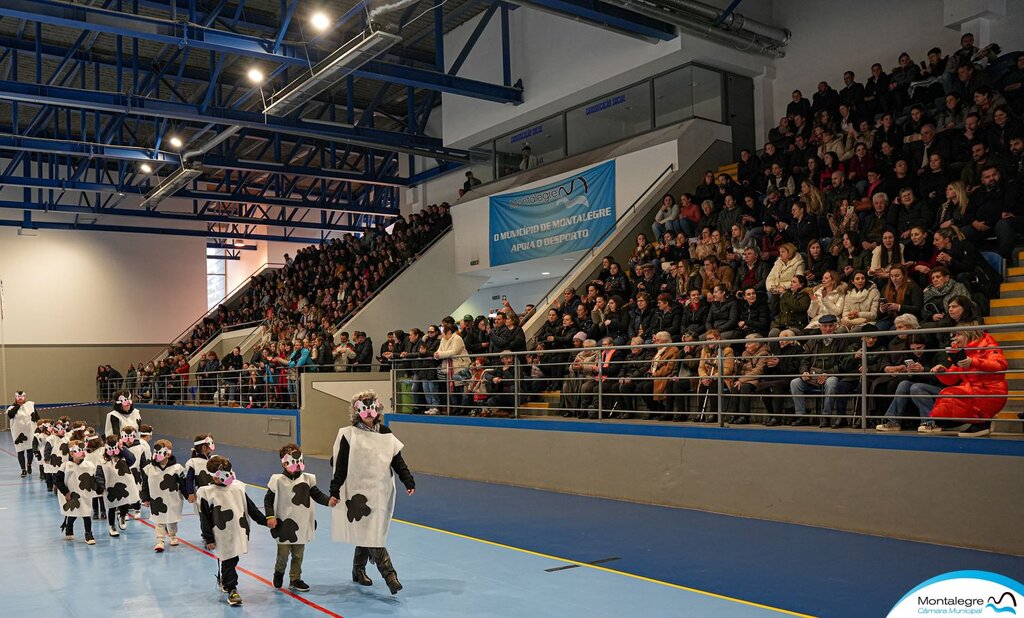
(393, 518), (816, 618)
(241, 478), (812, 616)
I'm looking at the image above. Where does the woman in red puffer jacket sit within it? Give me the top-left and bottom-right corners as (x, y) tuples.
(922, 328), (1007, 433)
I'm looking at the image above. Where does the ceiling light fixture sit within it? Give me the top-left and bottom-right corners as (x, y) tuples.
(247, 68), (264, 84)
(310, 11), (330, 32)
(140, 163), (153, 174)
(169, 136), (183, 149)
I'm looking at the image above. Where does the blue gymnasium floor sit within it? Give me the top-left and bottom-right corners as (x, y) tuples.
(2, 435), (1022, 618)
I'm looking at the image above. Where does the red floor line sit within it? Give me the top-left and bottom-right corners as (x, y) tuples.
(130, 516), (345, 617)
(1, 445), (345, 618)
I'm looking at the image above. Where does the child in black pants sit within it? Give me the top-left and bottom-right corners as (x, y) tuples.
(198, 456), (267, 606)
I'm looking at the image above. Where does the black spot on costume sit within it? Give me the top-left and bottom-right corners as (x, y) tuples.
(271, 518), (300, 543)
(159, 474), (179, 493)
(290, 482), (311, 508)
(211, 505), (234, 531)
(106, 483), (129, 502)
(62, 492), (81, 512)
(149, 497), (168, 517)
(346, 494), (371, 522)
(114, 459), (131, 477)
(14, 433), (28, 445)
(77, 473), (97, 493)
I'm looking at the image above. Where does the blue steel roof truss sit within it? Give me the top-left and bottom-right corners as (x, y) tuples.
(0, 0), (673, 239)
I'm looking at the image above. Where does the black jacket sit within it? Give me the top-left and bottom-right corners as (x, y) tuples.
(705, 298), (740, 333)
(737, 299), (771, 335)
(628, 306), (657, 340)
(651, 305), (683, 341)
(680, 301), (710, 337)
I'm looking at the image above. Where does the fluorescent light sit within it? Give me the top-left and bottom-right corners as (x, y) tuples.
(247, 68), (264, 84)
(310, 11), (330, 31)
(541, 272), (550, 275)
(169, 136), (183, 148)
(140, 163), (153, 174)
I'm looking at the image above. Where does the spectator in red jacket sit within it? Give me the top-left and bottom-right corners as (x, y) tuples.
(919, 327), (1008, 436)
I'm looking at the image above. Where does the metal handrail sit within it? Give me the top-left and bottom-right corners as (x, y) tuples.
(387, 322), (1024, 432)
(148, 261), (285, 364)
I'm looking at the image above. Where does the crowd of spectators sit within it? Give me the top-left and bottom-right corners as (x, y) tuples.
(97, 204), (453, 407)
(388, 36), (1019, 432)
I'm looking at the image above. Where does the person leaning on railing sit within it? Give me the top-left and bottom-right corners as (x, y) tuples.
(917, 324), (1008, 437)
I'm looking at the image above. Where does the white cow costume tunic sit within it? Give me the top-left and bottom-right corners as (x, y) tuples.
(57, 460), (98, 518)
(198, 481), (266, 561)
(104, 396), (142, 438)
(142, 460), (185, 525)
(101, 455), (141, 509)
(266, 471), (330, 545)
(7, 399), (37, 453)
(330, 425), (406, 547)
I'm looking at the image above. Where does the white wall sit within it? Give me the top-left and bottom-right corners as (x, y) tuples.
(225, 241), (269, 294)
(338, 233), (490, 348)
(0, 227), (206, 345)
(769, 0), (1024, 124)
(453, 277), (557, 320)
(441, 4), (775, 150)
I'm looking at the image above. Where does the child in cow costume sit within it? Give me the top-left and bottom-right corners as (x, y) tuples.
(198, 455), (268, 607)
(329, 390), (416, 595)
(96, 434), (139, 537)
(105, 391), (142, 439)
(265, 443), (331, 591)
(6, 390), (39, 477)
(55, 439), (99, 545)
(141, 439), (185, 552)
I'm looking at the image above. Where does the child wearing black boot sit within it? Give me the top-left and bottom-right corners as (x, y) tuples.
(55, 440), (98, 545)
(329, 390), (415, 595)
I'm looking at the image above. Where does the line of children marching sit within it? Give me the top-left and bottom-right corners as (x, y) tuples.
(7, 388), (414, 607)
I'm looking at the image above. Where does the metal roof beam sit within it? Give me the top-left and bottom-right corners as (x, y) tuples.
(0, 79), (469, 162)
(0, 0), (522, 104)
(1, 216), (337, 243)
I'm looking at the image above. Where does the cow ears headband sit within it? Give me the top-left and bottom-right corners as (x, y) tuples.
(193, 436), (216, 451)
(354, 397), (383, 421)
(14, 390), (26, 401)
(116, 393), (133, 408)
(153, 447), (172, 462)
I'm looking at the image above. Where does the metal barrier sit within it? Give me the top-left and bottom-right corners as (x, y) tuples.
(388, 323), (1024, 436)
(95, 363), (324, 409)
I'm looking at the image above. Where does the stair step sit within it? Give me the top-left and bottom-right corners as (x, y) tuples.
(521, 402), (549, 409)
(1009, 266), (1024, 277)
(999, 289), (1024, 299)
(1004, 282), (1024, 292)
(984, 315), (1024, 324)
(1004, 350), (1024, 360)
(989, 305), (1024, 317)
(993, 332), (1024, 341)
(992, 297), (1024, 308)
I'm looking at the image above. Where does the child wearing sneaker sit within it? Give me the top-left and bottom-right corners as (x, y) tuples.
(120, 425), (148, 516)
(55, 440), (98, 545)
(33, 419), (48, 480)
(265, 444), (331, 591)
(198, 455), (267, 606)
(141, 439), (185, 552)
(96, 434), (139, 537)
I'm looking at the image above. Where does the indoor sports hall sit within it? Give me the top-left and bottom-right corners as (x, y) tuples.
(1, 1), (1022, 616)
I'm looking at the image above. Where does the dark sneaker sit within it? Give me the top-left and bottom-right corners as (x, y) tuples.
(273, 571), (284, 589)
(289, 580), (310, 592)
(227, 590), (242, 606)
(85, 534), (96, 545)
(958, 423), (992, 438)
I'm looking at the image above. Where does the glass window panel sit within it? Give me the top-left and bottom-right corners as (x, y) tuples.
(654, 65), (694, 127)
(691, 66), (723, 122)
(494, 119), (565, 179)
(566, 82), (652, 156)
(468, 142), (494, 184)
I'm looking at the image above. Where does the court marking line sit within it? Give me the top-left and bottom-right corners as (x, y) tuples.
(392, 518), (816, 618)
(238, 479), (812, 617)
(0, 444), (344, 618)
(9, 439), (809, 615)
(129, 515), (345, 618)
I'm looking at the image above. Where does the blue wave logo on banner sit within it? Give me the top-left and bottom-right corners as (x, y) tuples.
(489, 160), (615, 267)
(887, 571), (1023, 617)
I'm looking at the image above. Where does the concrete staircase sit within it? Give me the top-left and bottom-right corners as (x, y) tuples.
(986, 257), (1024, 432)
